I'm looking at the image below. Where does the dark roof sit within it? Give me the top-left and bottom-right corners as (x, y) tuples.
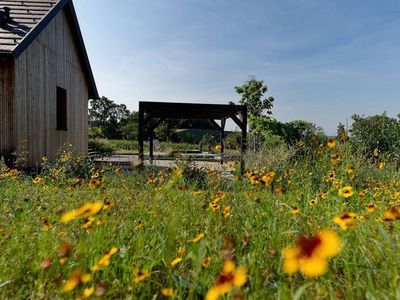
(0, 0), (99, 99)
(140, 101), (247, 120)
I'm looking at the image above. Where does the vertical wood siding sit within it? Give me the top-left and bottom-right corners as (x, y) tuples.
(0, 59), (14, 162)
(14, 9), (89, 166)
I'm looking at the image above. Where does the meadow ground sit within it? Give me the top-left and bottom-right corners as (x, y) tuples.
(0, 140), (400, 299)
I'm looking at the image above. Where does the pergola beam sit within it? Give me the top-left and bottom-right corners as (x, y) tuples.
(138, 101), (248, 173)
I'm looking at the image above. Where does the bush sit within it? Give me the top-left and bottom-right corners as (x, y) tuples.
(350, 113), (400, 162)
(89, 139), (115, 155)
(41, 144), (96, 180)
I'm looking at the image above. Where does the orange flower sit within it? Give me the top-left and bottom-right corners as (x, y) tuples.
(161, 288), (174, 297)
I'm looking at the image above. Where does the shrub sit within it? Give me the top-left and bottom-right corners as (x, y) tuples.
(41, 144), (96, 180)
(350, 113), (400, 162)
(89, 139), (115, 155)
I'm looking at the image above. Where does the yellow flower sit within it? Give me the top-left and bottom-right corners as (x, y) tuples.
(373, 148), (379, 157)
(202, 256), (211, 268)
(177, 247), (186, 255)
(338, 186), (354, 198)
(365, 203), (376, 213)
(210, 201), (220, 212)
(378, 162), (385, 169)
(62, 271), (92, 293)
(215, 144), (222, 151)
(275, 186), (284, 194)
(283, 229), (341, 277)
(82, 217), (95, 229)
(261, 171), (275, 186)
(223, 206), (232, 218)
(326, 171), (335, 181)
(291, 207), (300, 214)
(170, 257), (182, 268)
(346, 166), (355, 174)
(133, 268), (150, 283)
(383, 205), (400, 221)
(88, 179), (100, 189)
(83, 287), (95, 298)
(91, 247), (119, 271)
(309, 199), (317, 206)
(333, 213), (357, 230)
(33, 177), (43, 184)
(327, 138), (336, 148)
(60, 201), (103, 223)
(205, 260), (247, 300)
(161, 288), (174, 297)
(193, 233), (205, 243)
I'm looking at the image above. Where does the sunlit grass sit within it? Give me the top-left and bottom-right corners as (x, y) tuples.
(0, 140), (399, 299)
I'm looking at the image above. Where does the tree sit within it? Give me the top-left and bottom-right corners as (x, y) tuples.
(350, 113), (400, 159)
(89, 96), (130, 139)
(234, 76), (274, 117)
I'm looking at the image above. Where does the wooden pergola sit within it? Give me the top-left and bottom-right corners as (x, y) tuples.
(138, 101), (248, 173)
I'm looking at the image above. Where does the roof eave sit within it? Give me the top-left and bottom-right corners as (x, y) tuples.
(65, 1), (99, 99)
(11, 0), (99, 100)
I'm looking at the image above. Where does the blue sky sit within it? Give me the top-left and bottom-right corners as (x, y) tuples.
(74, 0), (400, 134)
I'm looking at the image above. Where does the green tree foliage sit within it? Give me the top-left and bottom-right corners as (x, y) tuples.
(120, 112), (139, 140)
(89, 96), (131, 139)
(337, 122), (346, 138)
(350, 113), (400, 161)
(234, 77), (274, 117)
(250, 116), (325, 146)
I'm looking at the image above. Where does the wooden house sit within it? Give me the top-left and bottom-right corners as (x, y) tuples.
(0, 0), (98, 167)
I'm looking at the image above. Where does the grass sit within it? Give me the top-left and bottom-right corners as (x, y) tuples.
(0, 141), (400, 299)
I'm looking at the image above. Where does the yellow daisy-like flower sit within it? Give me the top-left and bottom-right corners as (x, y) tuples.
(283, 229), (341, 277)
(177, 247), (186, 255)
(338, 186), (354, 198)
(133, 268), (150, 283)
(192, 233), (205, 243)
(333, 213), (357, 230)
(378, 162), (385, 169)
(291, 207), (300, 214)
(170, 257), (182, 268)
(33, 177), (43, 184)
(88, 179), (100, 189)
(161, 288), (174, 297)
(82, 287), (95, 298)
(205, 260), (247, 300)
(60, 201), (103, 223)
(202, 256), (211, 268)
(327, 138), (336, 148)
(365, 203), (376, 213)
(309, 199), (317, 206)
(346, 166), (355, 174)
(91, 247), (119, 271)
(373, 148), (379, 157)
(62, 271), (92, 293)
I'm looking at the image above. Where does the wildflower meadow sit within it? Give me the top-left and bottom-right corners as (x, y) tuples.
(1, 138), (400, 299)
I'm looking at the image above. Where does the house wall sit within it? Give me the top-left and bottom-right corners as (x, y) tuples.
(14, 8), (89, 166)
(0, 59), (14, 163)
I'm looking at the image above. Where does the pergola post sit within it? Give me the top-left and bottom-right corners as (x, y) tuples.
(220, 118), (226, 165)
(138, 102), (144, 161)
(240, 107), (247, 174)
(149, 119), (154, 164)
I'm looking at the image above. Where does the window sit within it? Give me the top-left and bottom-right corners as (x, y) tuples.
(56, 87), (67, 130)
